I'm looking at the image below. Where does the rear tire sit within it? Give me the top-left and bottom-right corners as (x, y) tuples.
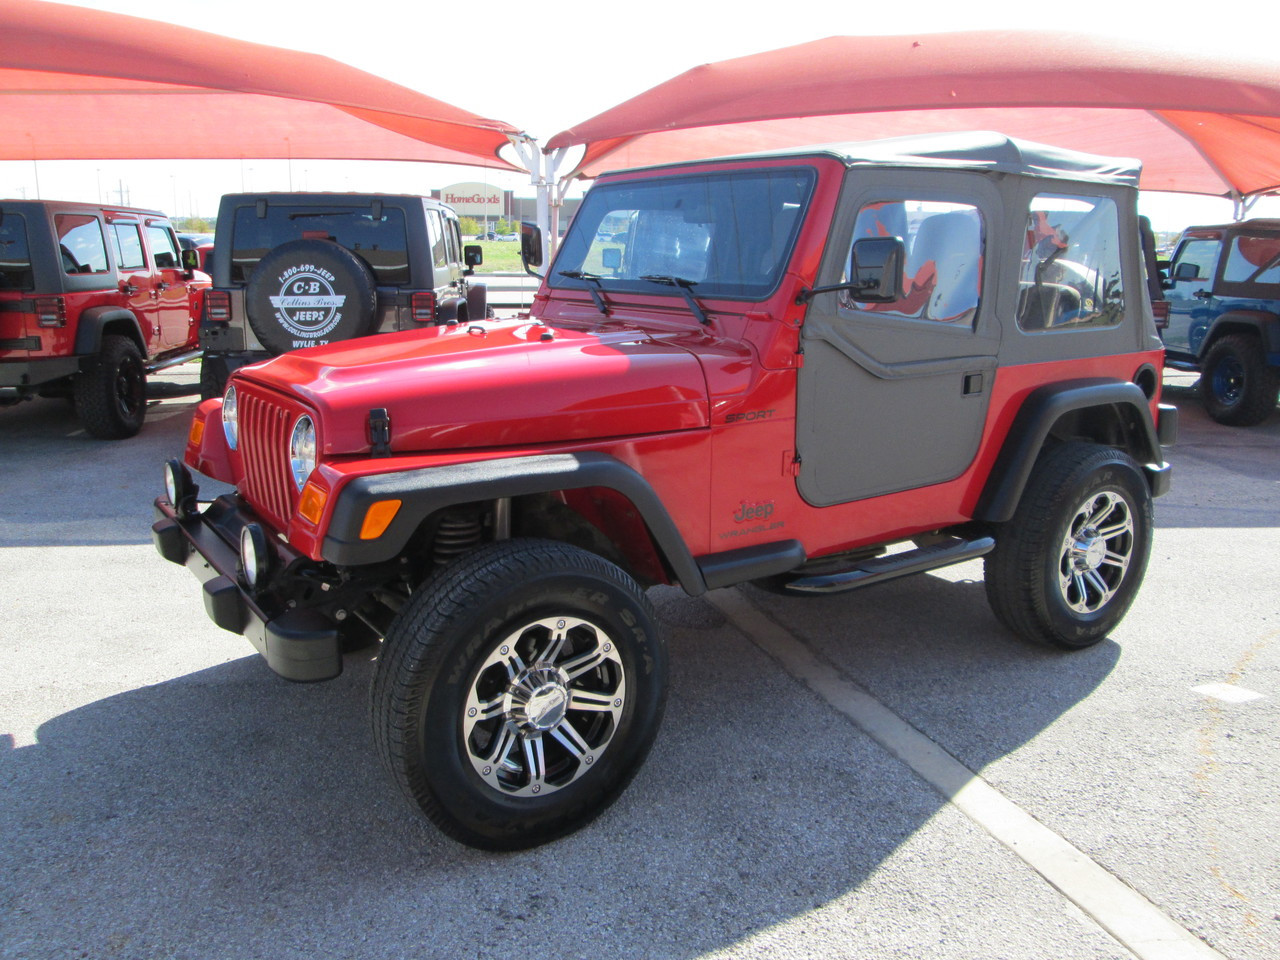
(1199, 334), (1278, 426)
(984, 443), (1152, 649)
(371, 539), (667, 850)
(73, 334), (146, 439)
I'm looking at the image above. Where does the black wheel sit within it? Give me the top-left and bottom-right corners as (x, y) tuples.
(984, 442), (1153, 649)
(73, 334), (146, 439)
(198, 353), (224, 401)
(244, 239), (378, 355)
(371, 539), (667, 850)
(1199, 333), (1279, 426)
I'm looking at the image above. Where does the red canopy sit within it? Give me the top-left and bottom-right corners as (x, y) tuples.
(547, 32), (1280, 200)
(1, 0), (522, 170)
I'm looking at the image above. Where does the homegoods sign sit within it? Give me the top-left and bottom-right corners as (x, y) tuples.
(442, 182), (503, 217)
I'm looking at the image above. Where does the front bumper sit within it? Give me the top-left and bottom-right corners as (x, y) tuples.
(152, 493), (342, 682)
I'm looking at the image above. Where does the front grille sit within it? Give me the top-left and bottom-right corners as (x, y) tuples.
(238, 389), (299, 530)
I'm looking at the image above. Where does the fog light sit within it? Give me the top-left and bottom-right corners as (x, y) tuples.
(239, 523), (270, 592)
(164, 459), (199, 519)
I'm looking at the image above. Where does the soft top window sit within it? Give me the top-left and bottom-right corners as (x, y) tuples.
(842, 199), (984, 325)
(230, 205), (409, 285)
(0, 212), (32, 290)
(1221, 234), (1280, 287)
(552, 168), (815, 301)
(1016, 194), (1124, 332)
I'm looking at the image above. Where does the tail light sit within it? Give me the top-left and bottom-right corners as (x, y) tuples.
(206, 290), (231, 322)
(411, 291), (437, 323)
(34, 296), (66, 327)
(1150, 299), (1170, 329)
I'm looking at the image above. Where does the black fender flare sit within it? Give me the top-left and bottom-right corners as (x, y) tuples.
(73, 307), (144, 357)
(975, 379), (1164, 524)
(435, 294), (467, 324)
(321, 451), (708, 594)
(1198, 310), (1280, 360)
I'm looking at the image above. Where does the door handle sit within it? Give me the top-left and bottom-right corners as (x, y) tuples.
(156, 281), (170, 292)
(119, 281), (137, 296)
(1193, 289), (1212, 300)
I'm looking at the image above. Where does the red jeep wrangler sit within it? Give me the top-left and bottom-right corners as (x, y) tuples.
(154, 134), (1176, 849)
(1, 200), (207, 438)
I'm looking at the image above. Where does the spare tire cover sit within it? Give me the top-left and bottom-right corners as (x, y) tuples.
(245, 239), (378, 355)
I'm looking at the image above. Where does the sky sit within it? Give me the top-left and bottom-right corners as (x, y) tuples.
(2, 0), (1277, 230)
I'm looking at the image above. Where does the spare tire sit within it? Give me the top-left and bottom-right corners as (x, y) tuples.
(244, 239), (378, 355)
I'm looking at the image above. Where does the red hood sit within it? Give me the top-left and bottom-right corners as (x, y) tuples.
(235, 320), (710, 456)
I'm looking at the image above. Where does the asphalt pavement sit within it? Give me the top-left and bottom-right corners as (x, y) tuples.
(0, 366), (1275, 960)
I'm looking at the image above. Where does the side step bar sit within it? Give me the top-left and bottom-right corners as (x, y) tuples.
(784, 535), (995, 596)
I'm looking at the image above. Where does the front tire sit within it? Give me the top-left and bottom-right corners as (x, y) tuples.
(984, 443), (1153, 649)
(73, 334), (146, 439)
(371, 539), (667, 850)
(1199, 334), (1278, 426)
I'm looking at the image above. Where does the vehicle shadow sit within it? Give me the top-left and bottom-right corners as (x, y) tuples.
(0, 577), (1119, 960)
(0, 384), (225, 548)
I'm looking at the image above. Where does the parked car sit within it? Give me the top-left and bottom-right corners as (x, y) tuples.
(198, 193), (487, 397)
(1, 199), (208, 438)
(1157, 219), (1280, 425)
(155, 133), (1175, 850)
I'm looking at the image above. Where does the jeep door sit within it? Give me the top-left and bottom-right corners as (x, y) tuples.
(796, 171), (1000, 505)
(108, 218), (161, 349)
(144, 221), (195, 349)
(1164, 231), (1224, 358)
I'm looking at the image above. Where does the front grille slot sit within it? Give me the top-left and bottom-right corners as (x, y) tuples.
(239, 390), (296, 529)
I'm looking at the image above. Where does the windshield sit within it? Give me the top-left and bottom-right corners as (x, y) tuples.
(552, 167), (815, 301)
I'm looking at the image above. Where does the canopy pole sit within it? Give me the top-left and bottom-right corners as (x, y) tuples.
(1233, 193), (1259, 221)
(506, 135), (569, 266)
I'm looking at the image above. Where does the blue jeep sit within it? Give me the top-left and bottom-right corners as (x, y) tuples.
(1160, 219), (1280, 425)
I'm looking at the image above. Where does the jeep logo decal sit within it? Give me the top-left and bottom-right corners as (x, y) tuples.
(268, 264), (346, 338)
(733, 499), (775, 523)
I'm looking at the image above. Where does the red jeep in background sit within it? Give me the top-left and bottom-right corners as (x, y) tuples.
(1, 200), (208, 438)
(154, 133), (1176, 849)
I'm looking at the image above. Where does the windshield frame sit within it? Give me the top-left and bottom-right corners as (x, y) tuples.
(550, 165), (817, 303)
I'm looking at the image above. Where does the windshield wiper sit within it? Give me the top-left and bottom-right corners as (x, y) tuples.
(559, 270), (610, 316)
(640, 275), (710, 325)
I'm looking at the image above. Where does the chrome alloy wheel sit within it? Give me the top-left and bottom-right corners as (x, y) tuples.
(462, 616), (626, 797)
(1058, 490), (1134, 614)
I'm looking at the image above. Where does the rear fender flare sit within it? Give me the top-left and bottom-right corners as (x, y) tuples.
(1198, 311), (1280, 360)
(73, 308), (145, 357)
(321, 451), (707, 594)
(976, 379), (1163, 523)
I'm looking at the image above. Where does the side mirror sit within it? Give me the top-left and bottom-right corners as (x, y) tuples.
(180, 247), (200, 275)
(520, 221), (543, 274)
(601, 247), (622, 272)
(847, 236), (905, 302)
(463, 244), (482, 275)
(1172, 261), (1200, 282)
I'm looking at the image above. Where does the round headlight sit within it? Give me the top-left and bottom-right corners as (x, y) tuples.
(164, 458), (199, 519)
(289, 415), (316, 490)
(222, 384), (239, 451)
(240, 523), (269, 591)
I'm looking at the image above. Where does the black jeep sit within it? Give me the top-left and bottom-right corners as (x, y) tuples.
(199, 193), (487, 397)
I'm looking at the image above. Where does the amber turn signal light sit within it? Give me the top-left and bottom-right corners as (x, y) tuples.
(360, 499), (402, 540)
(298, 481), (328, 525)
